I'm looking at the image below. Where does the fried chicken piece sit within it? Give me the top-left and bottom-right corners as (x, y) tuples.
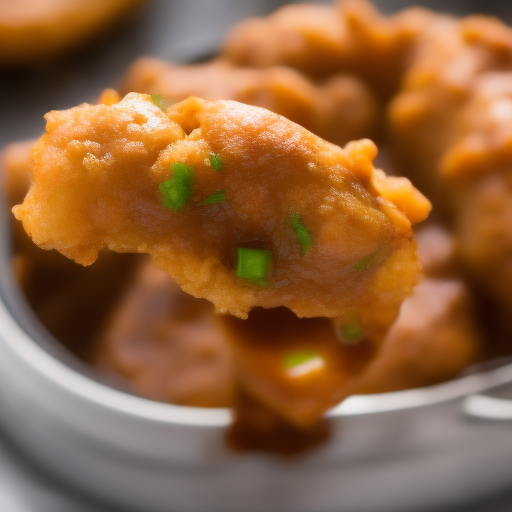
(13, 93), (430, 350)
(222, 0), (436, 97)
(352, 278), (481, 394)
(0, 0), (144, 65)
(222, 228), (479, 427)
(120, 57), (380, 146)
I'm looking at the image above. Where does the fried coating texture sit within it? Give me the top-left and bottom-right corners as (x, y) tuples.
(222, 0), (436, 97)
(120, 58), (380, 147)
(0, 0), (143, 64)
(13, 94), (430, 344)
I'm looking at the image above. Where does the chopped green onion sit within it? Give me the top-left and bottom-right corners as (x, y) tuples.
(202, 190), (225, 205)
(159, 162), (195, 212)
(284, 351), (324, 377)
(209, 154), (223, 172)
(236, 248), (272, 287)
(354, 252), (376, 272)
(151, 94), (166, 112)
(290, 213), (312, 255)
(337, 323), (363, 345)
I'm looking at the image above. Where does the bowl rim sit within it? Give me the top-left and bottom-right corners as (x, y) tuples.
(1, 293), (512, 428)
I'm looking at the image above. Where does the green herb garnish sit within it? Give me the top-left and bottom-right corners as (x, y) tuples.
(337, 323), (363, 345)
(202, 190), (225, 205)
(159, 162), (195, 212)
(290, 213), (312, 255)
(209, 154), (223, 172)
(151, 94), (167, 112)
(354, 252), (377, 272)
(236, 248), (272, 287)
(284, 352), (324, 377)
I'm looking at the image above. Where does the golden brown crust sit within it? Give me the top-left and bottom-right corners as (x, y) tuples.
(13, 94), (429, 337)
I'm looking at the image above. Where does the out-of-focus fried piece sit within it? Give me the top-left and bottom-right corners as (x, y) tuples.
(353, 225), (481, 394)
(94, 263), (234, 408)
(120, 58), (380, 146)
(221, 307), (374, 428)
(226, 392), (330, 456)
(13, 94), (430, 344)
(2, 140), (36, 207)
(0, 0), (144, 65)
(390, 15), (512, 322)
(222, 0), (436, 97)
(389, 15), (512, 210)
(352, 278), (481, 394)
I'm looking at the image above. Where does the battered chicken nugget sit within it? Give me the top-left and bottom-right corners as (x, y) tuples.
(13, 93), (430, 352)
(222, 0), (436, 97)
(120, 58), (380, 146)
(0, 0), (144, 64)
(353, 278), (480, 394)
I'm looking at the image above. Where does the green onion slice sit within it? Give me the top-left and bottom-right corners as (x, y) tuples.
(151, 94), (167, 112)
(236, 247), (272, 287)
(337, 323), (363, 345)
(159, 162), (195, 212)
(354, 252), (376, 272)
(284, 351), (324, 377)
(202, 190), (225, 205)
(290, 213), (312, 255)
(209, 154), (223, 172)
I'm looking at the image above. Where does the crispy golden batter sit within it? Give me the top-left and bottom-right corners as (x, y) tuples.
(120, 58), (380, 146)
(222, 0), (436, 97)
(0, 0), (143, 64)
(13, 93), (430, 349)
